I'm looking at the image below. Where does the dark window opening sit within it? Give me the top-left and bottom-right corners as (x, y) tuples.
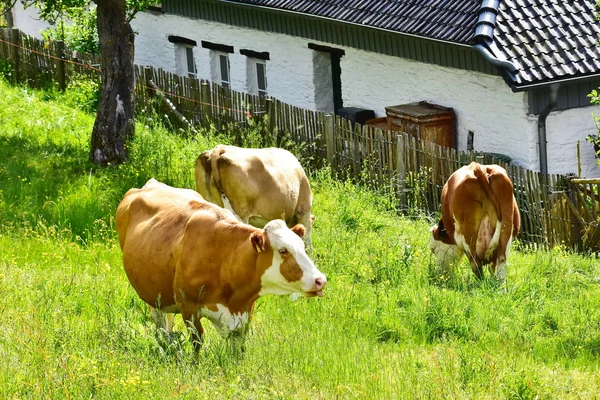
(256, 62), (267, 96)
(219, 54), (231, 88)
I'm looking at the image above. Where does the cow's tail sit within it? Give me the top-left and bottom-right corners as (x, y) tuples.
(473, 165), (502, 221)
(195, 150), (215, 195)
(211, 146), (229, 194)
(473, 165), (504, 261)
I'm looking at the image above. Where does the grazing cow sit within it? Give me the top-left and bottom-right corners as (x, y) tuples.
(116, 178), (326, 347)
(429, 162), (521, 283)
(195, 145), (314, 249)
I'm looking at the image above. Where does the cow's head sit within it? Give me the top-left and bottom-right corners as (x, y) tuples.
(429, 223), (462, 269)
(252, 219), (326, 297)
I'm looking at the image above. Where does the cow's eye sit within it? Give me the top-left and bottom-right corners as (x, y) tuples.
(278, 248), (288, 255)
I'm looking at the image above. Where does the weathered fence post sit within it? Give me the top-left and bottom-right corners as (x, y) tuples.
(266, 97), (276, 135)
(56, 40), (66, 91)
(200, 81), (212, 129)
(10, 28), (20, 84)
(144, 66), (154, 93)
(396, 133), (407, 210)
(144, 66), (155, 115)
(567, 180), (583, 250)
(324, 113), (335, 169)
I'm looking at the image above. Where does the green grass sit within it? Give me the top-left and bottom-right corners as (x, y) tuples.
(1, 78), (600, 399)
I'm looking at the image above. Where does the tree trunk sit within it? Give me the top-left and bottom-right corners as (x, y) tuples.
(89, 0), (135, 166)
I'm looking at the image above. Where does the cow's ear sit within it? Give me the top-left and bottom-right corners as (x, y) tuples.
(431, 220), (446, 240)
(250, 231), (266, 253)
(291, 224), (306, 239)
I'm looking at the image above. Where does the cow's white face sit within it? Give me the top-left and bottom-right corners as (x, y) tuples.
(259, 220), (326, 297)
(429, 225), (463, 269)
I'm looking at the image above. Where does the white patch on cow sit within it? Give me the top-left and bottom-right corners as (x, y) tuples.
(115, 94), (124, 117)
(221, 194), (246, 222)
(453, 218), (472, 260)
(259, 220), (326, 296)
(505, 235), (513, 258)
(200, 304), (249, 336)
(484, 220), (502, 260)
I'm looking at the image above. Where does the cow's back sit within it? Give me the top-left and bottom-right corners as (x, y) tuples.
(196, 145), (312, 228)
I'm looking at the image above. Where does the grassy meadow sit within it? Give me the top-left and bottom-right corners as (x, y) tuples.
(1, 78), (600, 399)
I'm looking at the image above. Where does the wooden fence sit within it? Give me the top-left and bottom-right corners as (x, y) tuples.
(1, 28), (599, 252)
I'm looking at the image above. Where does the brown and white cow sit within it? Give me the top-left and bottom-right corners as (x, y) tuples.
(429, 162), (521, 283)
(116, 178), (326, 347)
(195, 145), (314, 250)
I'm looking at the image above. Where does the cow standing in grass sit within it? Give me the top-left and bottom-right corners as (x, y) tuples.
(429, 162), (521, 283)
(116, 179), (326, 348)
(195, 145), (314, 250)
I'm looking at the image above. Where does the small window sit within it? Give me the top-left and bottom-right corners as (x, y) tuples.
(168, 35), (197, 78)
(244, 57), (268, 97)
(185, 47), (197, 79)
(256, 61), (267, 97)
(219, 53), (231, 88)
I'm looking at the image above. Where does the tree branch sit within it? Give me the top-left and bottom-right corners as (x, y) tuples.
(0, 0), (18, 17)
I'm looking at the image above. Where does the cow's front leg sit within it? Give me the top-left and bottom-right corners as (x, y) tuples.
(149, 306), (175, 333)
(182, 306), (205, 351)
(203, 304), (250, 354)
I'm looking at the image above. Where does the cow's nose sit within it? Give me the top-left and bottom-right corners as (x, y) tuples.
(315, 276), (327, 290)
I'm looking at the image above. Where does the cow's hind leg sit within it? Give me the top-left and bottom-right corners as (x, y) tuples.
(494, 260), (508, 288)
(469, 258), (484, 280)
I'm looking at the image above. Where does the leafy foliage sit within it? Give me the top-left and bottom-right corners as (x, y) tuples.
(41, 4), (99, 54)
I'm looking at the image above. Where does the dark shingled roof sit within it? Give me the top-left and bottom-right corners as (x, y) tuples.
(221, 0), (600, 89)
(226, 0), (482, 43)
(495, 0), (600, 87)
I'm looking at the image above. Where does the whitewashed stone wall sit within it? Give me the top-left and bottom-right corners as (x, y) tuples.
(546, 107), (600, 178)
(9, 5), (600, 177)
(10, 2), (48, 39)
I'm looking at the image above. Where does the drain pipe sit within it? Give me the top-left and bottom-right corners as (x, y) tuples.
(472, 0), (519, 82)
(538, 84), (560, 177)
(472, 43), (517, 74)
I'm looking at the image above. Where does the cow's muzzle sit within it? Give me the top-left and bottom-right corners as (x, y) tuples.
(306, 276), (327, 297)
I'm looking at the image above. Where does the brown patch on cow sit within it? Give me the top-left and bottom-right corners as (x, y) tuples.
(280, 258), (303, 282)
(189, 200), (206, 210)
(220, 283), (234, 301)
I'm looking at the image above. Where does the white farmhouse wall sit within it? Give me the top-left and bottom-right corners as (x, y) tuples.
(546, 106), (600, 178)
(132, 12), (317, 111)
(132, 12), (544, 169)
(10, 2), (49, 39)
(10, 6), (600, 177)
(341, 48), (539, 170)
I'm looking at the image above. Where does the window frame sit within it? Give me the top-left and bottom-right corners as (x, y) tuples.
(217, 52), (231, 89)
(254, 59), (267, 97)
(241, 48), (270, 97)
(184, 46), (197, 79)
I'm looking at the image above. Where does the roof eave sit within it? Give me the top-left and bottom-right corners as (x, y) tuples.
(510, 73), (600, 92)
